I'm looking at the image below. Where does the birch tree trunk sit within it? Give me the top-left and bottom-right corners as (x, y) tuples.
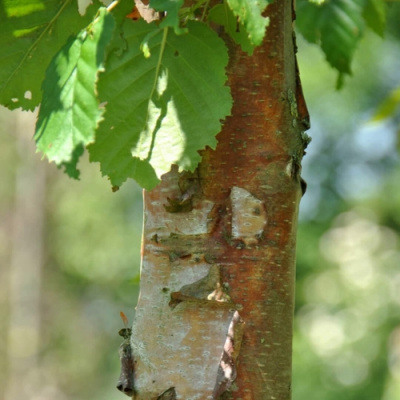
(120, 1), (310, 399)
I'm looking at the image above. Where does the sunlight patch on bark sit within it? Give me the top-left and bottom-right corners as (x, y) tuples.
(230, 186), (267, 246)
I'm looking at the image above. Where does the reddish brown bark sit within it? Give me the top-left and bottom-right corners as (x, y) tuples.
(199, 1), (309, 398)
(124, 1), (309, 399)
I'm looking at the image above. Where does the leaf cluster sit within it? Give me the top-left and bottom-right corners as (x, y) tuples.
(0, 0), (272, 189)
(0, 0), (389, 188)
(296, 0), (388, 88)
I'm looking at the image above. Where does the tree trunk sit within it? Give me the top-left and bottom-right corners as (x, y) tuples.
(121, 1), (309, 399)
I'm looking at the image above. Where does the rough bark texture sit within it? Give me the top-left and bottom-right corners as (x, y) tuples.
(123, 1), (310, 399)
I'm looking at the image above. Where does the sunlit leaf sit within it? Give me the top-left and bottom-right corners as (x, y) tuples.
(89, 19), (232, 190)
(34, 8), (115, 176)
(226, 0), (270, 47)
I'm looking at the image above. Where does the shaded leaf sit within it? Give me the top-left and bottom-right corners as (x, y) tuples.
(297, 0), (365, 87)
(150, 0), (185, 34)
(0, 0), (102, 110)
(34, 8), (115, 175)
(362, 0), (387, 37)
(89, 19), (232, 190)
(105, 0), (134, 57)
(295, 2), (321, 43)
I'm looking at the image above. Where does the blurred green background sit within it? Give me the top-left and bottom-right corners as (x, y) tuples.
(1, 6), (400, 400)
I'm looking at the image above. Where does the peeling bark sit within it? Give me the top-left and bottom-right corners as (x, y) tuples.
(123, 0), (309, 398)
(213, 311), (244, 398)
(117, 326), (135, 397)
(170, 264), (233, 308)
(155, 387), (177, 400)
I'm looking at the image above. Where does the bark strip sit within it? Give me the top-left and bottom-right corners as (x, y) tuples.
(129, 0), (308, 398)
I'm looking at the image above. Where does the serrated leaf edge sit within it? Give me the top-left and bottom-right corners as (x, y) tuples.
(2, 0), (71, 100)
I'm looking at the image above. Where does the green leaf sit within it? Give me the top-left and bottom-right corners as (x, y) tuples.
(89, 19), (232, 190)
(0, 0), (102, 110)
(226, 0), (270, 47)
(150, 0), (186, 34)
(362, 0), (387, 37)
(103, 0), (134, 58)
(34, 8), (115, 176)
(295, 2), (321, 43)
(297, 0), (365, 87)
(109, 0), (134, 26)
(320, 0), (364, 77)
(208, 3), (254, 55)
